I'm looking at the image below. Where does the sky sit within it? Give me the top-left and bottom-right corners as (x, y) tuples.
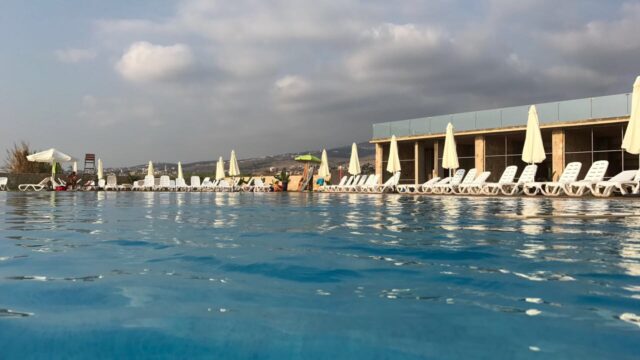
(1, 0), (639, 166)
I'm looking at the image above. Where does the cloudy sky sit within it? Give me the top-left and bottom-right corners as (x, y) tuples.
(1, 0), (639, 166)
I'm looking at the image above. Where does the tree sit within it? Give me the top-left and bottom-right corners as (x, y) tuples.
(5, 142), (51, 174)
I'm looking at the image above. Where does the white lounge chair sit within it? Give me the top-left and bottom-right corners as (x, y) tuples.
(141, 175), (155, 191)
(104, 175), (119, 191)
(397, 176), (440, 194)
(434, 169), (474, 194)
(18, 177), (50, 192)
(175, 178), (189, 191)
(0, 177), (7, 191)
(589, 170), (639, 197)
(241, 178), (255, 192)
(357, 175), (379, 192)
(324, 176), (348, 192)
(499, 165), (537, 196)
(432, 170), (466, 194)
(369, 172), (400, 193)
(155, 176), (172, 191)
(253, 178), (272, 192)
(481, 166), (518, 195)
(563, 160), (609, 197)
(345, 175), (369, 192)
(455, 171), (491, 194)
(416, 177), (442, 194)
(190, 176), (202, 191)
(328, 176), (353, 192)
(336, 175), (360, 192)
(524, 162), (581, 196)
(131, 180), (144, 191)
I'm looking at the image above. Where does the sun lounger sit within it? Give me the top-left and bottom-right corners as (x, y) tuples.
(190, 176), (202, 191)
(324, 176), (348, 192)
(433, 169), (472, 194)
(432, 170), (466, 194)
(0, 177), (7, 191)
(455, 171), (491, 194)
(241, 178), (255, 192)
(369, 172), (400, 193)
(481, 166), (518, 195)
(357, 175), (379, 192)
(563, 160), (609, 197)
(344, 175), (369, 192)
(415, 177), (441, 194)
(104, 175), (119, 191)
(253, 178), (272, 192)
(141, 175), (155, 191)
(336, 175), (360, 192)
(18, 177), (50, 191)
(175, 178), (189, 191)
(155, 176), (172, 191)
(397, 176), (440, 194)
(131, 180), (144, 191)
(420, 176), (451, 194)
(497, 165), (537, 195)
(523, 162), (581, 196)
(589, 170), (639, 197)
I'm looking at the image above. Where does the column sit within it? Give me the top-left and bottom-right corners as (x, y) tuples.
(375, 143), (383, 184)
(414, 141), (425, 185)
(474, 135), (485, 173)
(552, 129), (565, 181)
(433, 141), (440, 178)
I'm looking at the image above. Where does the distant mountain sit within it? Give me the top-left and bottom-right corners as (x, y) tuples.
(109, 142), (375, 175)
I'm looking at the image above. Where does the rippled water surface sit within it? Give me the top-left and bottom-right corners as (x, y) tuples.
(1, 192), (639, 359)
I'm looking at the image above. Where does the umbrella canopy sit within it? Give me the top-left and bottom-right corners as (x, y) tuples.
(27, 148), (75, 177)
(442, 123), (459, 171)
(294, 154), (321, 163)
(177, 162), (184, 180)
(97, 159), (104, 180)
(216, 157), (225, 180)
(73, 161), (78, 173)
(521, 105), (546, 164)
(622, 76), (640, 154)
(386, 135), (401, 174)
(229, 150), (240, 177)
(348, 143), (361, 175)
(147, 161), (154, 177)
(318, 149), (331, 180)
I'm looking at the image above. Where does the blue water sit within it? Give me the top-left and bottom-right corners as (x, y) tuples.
(0, 192), (639, 359)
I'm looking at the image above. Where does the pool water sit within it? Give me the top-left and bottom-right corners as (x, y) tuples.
(0, 192), (639, 359)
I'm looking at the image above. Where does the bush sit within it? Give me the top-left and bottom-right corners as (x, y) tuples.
(5, 142), (51, 174)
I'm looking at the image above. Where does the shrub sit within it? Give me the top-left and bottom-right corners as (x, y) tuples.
(5, 142), (51, 174)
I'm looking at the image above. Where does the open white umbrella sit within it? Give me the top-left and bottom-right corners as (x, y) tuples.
(386, 135), (401, 174)
(348, 142), (361, 175)
(522, 105), (546, 164)
(177, 162), (184, 180)
(318, 149), (331, 180)
(97, 158), (104, 180)
(26, 148), (75, 177)
(229, 150), (240, 177)
(216, 157), (225, 181)
(622, 76), (640, 155)
(442, 123), (459, 176)
(147, 161), (154, 177)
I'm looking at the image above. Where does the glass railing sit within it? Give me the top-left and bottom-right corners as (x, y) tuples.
(372, 93), (631, 139)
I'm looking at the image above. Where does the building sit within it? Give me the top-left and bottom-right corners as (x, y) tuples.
(371, 93), (634, 184)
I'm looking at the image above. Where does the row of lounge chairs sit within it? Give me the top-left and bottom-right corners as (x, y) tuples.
(320, 173), (401, 193)
(127, 175), (272, 192)
(394, 160), (640, 197)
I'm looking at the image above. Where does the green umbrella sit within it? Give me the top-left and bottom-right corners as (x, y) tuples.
(294, 154), (321, 163)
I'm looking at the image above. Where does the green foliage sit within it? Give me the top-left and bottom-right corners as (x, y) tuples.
(5, 142), (51, 174)
(274, 170), (290, 183)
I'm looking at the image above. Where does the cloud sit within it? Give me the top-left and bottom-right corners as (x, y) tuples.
(115, 41), (196, 82)
(55, 48), (96, 63)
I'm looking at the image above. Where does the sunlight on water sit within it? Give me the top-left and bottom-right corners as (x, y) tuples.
(0, 192), (639, 359)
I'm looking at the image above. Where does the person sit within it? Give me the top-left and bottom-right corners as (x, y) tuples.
(66, 171), (78, 190)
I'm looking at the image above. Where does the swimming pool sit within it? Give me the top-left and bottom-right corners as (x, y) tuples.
(0, 192), (638, 359)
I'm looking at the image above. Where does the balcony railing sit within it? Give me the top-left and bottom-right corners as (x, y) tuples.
(372, 93), (631, 139)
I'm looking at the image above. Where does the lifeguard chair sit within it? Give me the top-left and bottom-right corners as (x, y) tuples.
(83, 154), (96, 175)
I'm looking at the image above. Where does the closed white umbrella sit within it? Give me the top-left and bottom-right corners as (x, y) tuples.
(177, 162), (184, 180)
(348, 142), (361, 175)
(73, 161), (78, 173)
(442, 123), (459, 176)
(622, 76), (640, 155)
(318, 149), (331, 180)
(386, 135), (401, 174)
(26, 148), (75, 178)
(97, 158), (104, 180)
(229, 150), (240, 177)
(216, 157), (225, 181)
(522, 105), (546, 164)
(147, 161), (154, 177)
